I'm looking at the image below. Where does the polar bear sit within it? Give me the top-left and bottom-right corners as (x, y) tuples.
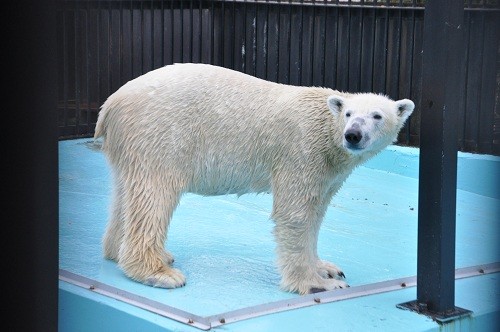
(94, 63), (414, 295)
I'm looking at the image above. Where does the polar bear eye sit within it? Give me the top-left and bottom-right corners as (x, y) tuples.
(373, 114), (382, 120)
(345, 112), (351, 117)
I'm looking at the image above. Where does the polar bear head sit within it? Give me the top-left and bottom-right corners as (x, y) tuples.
(327, 93), (415, 155)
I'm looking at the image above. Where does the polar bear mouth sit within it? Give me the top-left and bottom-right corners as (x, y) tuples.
(343, 142), (366, 153)
(344, 142), (363, 150)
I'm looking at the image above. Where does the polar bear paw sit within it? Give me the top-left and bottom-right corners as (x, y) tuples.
(142, 267), (186, 288)
(281, 265), (349, 295)
(308, 260), (348, 293)
(316, 260), (345, 279)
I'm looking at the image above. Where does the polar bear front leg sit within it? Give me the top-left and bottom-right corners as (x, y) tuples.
(272, 191), (348, 295)
(273, 224), (349, 294)
(117, 173), (185, 288)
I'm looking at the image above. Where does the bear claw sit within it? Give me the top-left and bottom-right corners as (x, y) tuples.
(327, 271), (345, 279)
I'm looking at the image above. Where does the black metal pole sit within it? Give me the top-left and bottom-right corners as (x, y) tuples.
(397, 0), (472, 323)
(417, 0), (463, 312)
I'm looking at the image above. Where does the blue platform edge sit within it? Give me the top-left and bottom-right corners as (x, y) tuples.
(58, 139), (500, 332)
(365, 145), (500, 200)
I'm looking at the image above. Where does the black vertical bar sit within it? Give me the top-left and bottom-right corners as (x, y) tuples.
(298, 0), (304, 85)
(251, 3), (257, 75)
(140, 0), (145, 73)
(409, 10), (424, 148)
(277, 0), (289, 83)
(182, 1), (185, 62)
(198, 0), (204, 62)
(198, 0), (203, 63)
(97, 1), (102, 114)
(321, 1), (328, 87)
(309, 1), (315, 85)
(336, 7), (349, 90)
(120, 0), (124, 83)
(220, 1), (225, 66)
(332, 6), (339, 86)
(107, 2), (112, 97)
(382, 8), (389, 93)
(276, 0), (281, 80)
(151, 0), (156, 67)
(287, 0), (292, 83)
(190, 0), (194, 63)
(372, 9), (386, 93)
(478, 12), (499, 154)
(6, 0), (58, 330)
(361, 6), (376, 93)
(85, 1), (90, 132)
(358, 7), (364, 91)
(130, 0), (134, 75)
(161, 0), (165, 66)
(457, 11), (471, 152)
(170, 0), (174, 64)
(264, 0), (270, 79)
(210, 0), (215, 64)
(346, 3), (351, 90)
(62, 7), (69, 134)
(405, 6), (417, 145)
(347, 7), (359, 91)
(242, 0), (248, 72)
(395, 6), (402, 97)
(416, 0), (464, 313)
(255, 2), (265, 79)
(74, 0), (80, 135)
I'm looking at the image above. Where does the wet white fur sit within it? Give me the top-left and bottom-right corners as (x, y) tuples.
(94, 63), (414, 295)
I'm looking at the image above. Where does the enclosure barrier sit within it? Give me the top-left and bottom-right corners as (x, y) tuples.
(7, 1), (494, 330)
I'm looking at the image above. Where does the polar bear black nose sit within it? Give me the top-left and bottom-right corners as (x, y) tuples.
(345, 129), (362, 145)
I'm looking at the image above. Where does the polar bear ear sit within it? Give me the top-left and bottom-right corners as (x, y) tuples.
(395, 99), (415, 122)
(327, 95), (345, 114)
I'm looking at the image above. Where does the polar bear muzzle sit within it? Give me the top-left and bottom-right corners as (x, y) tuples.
(343, 118), (368, 151)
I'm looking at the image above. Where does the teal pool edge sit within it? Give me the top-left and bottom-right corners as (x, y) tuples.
(364, 146), (500, 199)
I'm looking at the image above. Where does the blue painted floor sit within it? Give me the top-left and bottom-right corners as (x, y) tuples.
(59, 138), (500, 331)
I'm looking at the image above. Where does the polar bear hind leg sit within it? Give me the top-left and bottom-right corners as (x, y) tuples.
(114, 170), (185, 288)
(102, 170), (125, 261)
(102, 170), (176, 265)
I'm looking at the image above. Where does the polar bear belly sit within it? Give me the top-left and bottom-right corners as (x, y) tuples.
(187, 142), (274, 196)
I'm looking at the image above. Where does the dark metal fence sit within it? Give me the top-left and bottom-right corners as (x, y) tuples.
(56, 0), (500, 155)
